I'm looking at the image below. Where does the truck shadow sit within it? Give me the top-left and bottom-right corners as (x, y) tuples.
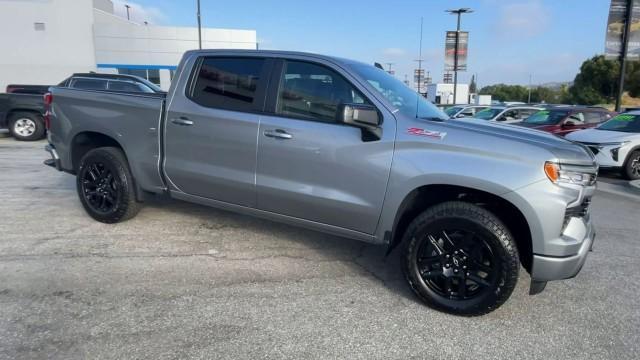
(142, 195), (420, 304)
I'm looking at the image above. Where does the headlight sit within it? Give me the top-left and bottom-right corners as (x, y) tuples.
(544, 162), (597, 187)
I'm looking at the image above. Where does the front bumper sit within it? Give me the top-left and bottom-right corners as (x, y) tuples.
(44, 143), (62, 171)
(531, 219), (595, 282)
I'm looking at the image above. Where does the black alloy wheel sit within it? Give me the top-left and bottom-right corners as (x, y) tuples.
(76, 147), (141, 223)
(416, 229), (497, 300)
(80, 161), (119, 214)
(402, 201), (520, 316)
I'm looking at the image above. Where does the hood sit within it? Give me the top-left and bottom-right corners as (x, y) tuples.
(565, 128), (640, 143)
(448, 119), (595, 165)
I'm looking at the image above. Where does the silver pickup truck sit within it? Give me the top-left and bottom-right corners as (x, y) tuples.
(45, 50), (597, 316)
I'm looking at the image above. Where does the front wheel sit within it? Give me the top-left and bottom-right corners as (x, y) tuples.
(624, 150), (640, 180)
(402, 201), (520, 316)
(76, 147), (141, 223)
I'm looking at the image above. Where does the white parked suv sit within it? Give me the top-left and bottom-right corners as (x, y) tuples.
(566, 111), (640, 179)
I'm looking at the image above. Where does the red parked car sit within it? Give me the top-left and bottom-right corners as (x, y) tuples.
(517, 106), (615, 136)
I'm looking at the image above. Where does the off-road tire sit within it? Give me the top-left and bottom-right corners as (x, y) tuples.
(401, 201), (520, 316)
(76, 147), (141, 223)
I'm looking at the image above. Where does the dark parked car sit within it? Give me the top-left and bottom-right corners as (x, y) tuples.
(517, 107), (615, 136)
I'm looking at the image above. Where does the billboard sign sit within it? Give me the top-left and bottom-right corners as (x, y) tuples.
(445, 31), (468, 71)
(605, 0), (640, 60)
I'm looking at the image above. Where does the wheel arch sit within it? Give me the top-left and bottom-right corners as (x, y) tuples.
(7, 109), (44, 120)
(387, 184), (533, 272)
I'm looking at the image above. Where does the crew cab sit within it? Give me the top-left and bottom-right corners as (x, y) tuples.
(44, 50), (597, 315)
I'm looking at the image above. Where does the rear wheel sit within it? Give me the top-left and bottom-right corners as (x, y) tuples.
(76, 147), (141, 223)
(402, 201), (519, 316)
(624, 150), (640, 180)
(8, 112), (45, 141)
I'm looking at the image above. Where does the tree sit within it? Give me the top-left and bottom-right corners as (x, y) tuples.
(479, 84), (529, 102)
(469, 74), (477, 93)
(567, 55), (619, 105)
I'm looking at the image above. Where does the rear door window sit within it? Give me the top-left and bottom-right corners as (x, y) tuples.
(189, 57), (267, 112)
(70, 78), (108, 90)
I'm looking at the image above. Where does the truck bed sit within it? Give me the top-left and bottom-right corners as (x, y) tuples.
(48, 87), (167, 193)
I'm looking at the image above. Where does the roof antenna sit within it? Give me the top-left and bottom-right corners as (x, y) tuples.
(374, 62), (384, 70)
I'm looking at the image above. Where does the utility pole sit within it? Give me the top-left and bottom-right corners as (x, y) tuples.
(528, 73), (532, 103)
(416, 17), (424, 95)
(385, 62), (394, 74)
(446, 8), (473, 105)
(125, 4), (131, 20)
(615, 0), (634, 112)
(197, 0), (202, 50)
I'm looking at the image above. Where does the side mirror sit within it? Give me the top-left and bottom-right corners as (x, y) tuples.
(339, 103), (381, 127)
(563, 120), (577, 127)
(455, 113), (467, 118)
(338, 103), (382, 141)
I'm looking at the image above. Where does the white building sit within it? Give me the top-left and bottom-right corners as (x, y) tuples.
(426, 83), (469, 105)
(0, 0), (257, 91)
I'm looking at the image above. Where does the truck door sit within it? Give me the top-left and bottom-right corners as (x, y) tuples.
(255, 59), (395, 234)
(163, 56), (272, 207)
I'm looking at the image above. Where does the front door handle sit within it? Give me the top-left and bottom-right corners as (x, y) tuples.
(170, 117), (194, 126)
(264, 129), (293, 139)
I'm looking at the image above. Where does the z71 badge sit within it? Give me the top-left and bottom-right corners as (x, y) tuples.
(407, 127), (447, 140)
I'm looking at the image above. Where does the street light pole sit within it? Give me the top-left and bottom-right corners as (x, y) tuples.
(125, 4), (131, 21)
(446, 8), (473, 105)
(615, 0), (634, 112)
(197, 0), (202, 50)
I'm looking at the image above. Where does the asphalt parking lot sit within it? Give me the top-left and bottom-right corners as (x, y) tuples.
(1, 134), (639, 360)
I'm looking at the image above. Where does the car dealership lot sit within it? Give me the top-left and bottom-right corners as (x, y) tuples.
(1, 135), (639, 359)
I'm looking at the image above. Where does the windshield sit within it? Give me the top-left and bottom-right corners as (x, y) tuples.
(444, 106), (463, 116)
(597, 114), (640, 133)
(523, 110), (569, 125)
(474, 108), (503, 120)
(350, 64), (448, 120)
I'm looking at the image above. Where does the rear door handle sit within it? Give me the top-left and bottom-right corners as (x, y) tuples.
(170, 117), (194, 126)
(264, 129), (293, 139)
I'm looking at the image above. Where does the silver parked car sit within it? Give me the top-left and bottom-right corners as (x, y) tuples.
(566, 111), (640, 179)
(472, 105), (543, 124)
(45, 50), (597, 315)
(444, 105), (489, 118)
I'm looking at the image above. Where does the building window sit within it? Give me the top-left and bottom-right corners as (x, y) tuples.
(147, 69), (160, 86)
(117, 68), (161, 86)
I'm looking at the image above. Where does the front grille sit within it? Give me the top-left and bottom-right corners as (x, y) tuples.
(564, 197), (592, 229)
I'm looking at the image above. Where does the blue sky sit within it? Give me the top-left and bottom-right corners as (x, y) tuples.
(113, 0), (611, 87)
